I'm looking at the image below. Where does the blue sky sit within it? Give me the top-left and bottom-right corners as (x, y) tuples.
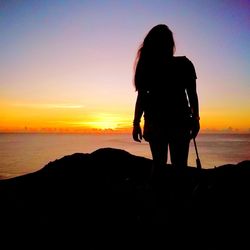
(0, 0), (249, 132)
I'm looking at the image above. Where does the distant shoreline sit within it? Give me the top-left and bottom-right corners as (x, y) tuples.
(1, 131), (250, 135)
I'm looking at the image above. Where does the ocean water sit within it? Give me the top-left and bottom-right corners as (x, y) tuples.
(0, 133), (249, 179)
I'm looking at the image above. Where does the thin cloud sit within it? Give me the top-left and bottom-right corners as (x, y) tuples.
(12, 103), (85, 109)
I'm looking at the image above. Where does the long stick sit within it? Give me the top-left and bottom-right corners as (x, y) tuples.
(193, 138), (202, 169)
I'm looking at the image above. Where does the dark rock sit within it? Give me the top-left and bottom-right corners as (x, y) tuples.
(0, 148), (249, 248)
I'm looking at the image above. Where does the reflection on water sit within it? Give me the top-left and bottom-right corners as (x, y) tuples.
(0, 133), (249, 179)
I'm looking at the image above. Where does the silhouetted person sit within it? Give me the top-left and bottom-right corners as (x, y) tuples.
(132, 24), (200, 173)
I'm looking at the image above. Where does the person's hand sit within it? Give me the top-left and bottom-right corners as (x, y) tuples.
(133, 124), (143, 142)
(190, 119), (200, 139)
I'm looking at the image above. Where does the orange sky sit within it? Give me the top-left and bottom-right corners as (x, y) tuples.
(1, 99), (249, 133)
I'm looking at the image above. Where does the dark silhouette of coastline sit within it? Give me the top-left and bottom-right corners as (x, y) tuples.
(0, 148), (249, 248)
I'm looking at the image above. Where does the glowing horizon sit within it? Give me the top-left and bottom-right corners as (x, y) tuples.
(1, 100), (249, 133)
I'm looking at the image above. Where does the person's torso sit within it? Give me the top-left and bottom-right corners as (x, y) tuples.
(143, 56), (193, 125)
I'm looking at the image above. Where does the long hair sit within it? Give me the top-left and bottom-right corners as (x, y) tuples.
(134, 24), (175, 91)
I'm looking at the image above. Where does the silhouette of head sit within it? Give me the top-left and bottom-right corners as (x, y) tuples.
(134, 24), (175, 90)
(142, 24), (175, 58)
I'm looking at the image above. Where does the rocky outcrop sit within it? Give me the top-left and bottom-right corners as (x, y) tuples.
(0, 148), (249, 248)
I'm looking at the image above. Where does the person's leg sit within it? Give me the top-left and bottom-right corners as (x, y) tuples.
(169, 128), (190, 168)
(169, 129), (191, 215)
(149, 139), (168, 179)
(149, 139), (168, 165)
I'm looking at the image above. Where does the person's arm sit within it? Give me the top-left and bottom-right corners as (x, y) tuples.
(186, 79), (200, 138)
(132, 91), (144, 142)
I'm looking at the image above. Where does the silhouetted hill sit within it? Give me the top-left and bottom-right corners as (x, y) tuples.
(0, 148), (249, 249)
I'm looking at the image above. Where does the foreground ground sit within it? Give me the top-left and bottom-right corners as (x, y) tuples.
(0, 148), (249, 249)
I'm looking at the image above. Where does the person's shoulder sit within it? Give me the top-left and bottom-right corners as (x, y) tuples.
(174, 56), (197, 78)
(174, 56), (193, 64)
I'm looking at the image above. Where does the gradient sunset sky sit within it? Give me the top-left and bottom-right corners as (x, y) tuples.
(1, 0), (249, 133)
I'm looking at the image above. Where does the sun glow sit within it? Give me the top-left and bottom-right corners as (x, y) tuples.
(87, 120), (118, 130)
(71, 113), (131, 131)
